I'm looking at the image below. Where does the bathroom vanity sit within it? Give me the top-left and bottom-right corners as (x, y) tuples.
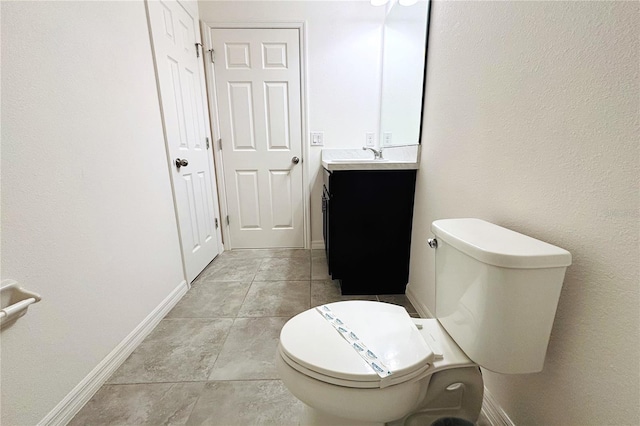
(322, 153), (418, 295)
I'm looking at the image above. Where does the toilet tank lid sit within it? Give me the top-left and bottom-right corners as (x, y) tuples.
(432, 219), (572, 269)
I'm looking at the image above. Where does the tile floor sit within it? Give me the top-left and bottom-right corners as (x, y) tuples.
(71, 249), (488, 426)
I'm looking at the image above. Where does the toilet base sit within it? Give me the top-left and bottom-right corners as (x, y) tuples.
(301, 367), (484, 426)
(302, 405), (384, 426)
(279, 350), (483, 426)
(389, 367), (484, 426)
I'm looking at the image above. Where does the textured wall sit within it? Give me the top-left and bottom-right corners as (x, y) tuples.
(1, 2), (185, 424)
(408, 1), (639, 424)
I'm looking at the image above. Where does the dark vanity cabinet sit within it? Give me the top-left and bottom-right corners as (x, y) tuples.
(322, 167), (417, 295)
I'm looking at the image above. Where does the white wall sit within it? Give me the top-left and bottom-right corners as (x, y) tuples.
(197, 1), (386, 246)
(408, 1), (639, 424)
(1, 2), (185, 424)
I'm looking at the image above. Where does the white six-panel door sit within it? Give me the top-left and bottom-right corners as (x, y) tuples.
(210, 28), (304, 248)
(146, 0), (221, 282)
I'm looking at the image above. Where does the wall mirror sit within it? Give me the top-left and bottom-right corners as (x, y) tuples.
(379, 0), (430, 146)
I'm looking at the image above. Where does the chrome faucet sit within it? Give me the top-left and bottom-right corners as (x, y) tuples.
(362, 146), (383, 160)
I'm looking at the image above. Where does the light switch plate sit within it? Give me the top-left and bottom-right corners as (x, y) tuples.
(310, 132), (324, 146)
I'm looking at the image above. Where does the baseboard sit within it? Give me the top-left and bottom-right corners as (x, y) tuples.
(481, 387), (515, 426)
(405, 284), (434, 318)
(38, 281), (189, 426)
(311, 239), (325, 250)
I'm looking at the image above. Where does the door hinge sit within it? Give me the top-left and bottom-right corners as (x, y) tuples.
(214, 218), (219, 229)
(218, 138), (223, 151)
(226, 215), (230, 225)
(195, 43), (203, 58)
(206, 137), (210, 150)
(208, 49), (215, 64)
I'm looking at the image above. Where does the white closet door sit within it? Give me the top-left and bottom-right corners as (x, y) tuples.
(147, 0), (221, 281)
(211, 28), (304, 248)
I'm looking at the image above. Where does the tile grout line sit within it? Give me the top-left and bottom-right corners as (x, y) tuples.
(206, 317), (237, 380)
(204, 258), (254, 379)
(235, 279), (254, 318)
(207, 255), (267, 381)
(183, 385), (205, 425)
(206, 258), (264, 373)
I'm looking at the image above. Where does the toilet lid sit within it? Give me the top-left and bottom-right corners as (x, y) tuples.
(279, 301), (435, 387)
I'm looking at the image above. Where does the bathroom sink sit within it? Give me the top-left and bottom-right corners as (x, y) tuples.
(330, 158), (389, 163)
(321, 148), (419, 171)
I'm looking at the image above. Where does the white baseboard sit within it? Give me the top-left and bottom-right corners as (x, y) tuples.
(38, 281), (189, 426)
(405, 284), (434, 318)
(481, 387), (515, 426)
(311, 240), (325, 250)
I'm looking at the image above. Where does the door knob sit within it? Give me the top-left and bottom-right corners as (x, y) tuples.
(292, 156), (300, 165)
(175, 158), (189, 169)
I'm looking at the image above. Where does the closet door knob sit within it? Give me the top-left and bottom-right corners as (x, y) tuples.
(292, 156), (300, 165)
(175, 158), (189, 169)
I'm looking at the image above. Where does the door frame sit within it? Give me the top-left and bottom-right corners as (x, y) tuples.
(200, 21), (311, 249)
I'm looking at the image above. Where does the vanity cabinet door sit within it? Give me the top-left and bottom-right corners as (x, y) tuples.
(326, 169), (417, 295)
(322, 185), (331, 273)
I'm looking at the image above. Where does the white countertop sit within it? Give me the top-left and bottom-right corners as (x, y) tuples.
(321, 147), (420, 171)
(321, 159), (420, 171)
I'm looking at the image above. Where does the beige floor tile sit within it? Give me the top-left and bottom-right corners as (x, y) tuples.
(254, 257), (311, 281)
(238, 281), (310, 317)
(311, 248), (326, 258)
(311, 255), (331, 280)
(166, 281), (250, 318)
(107, 318), (233, 384)
(70, 382), (204, 426)
(200, 258), (263, 282)
(186, 380), (305, 426)
(209, 317), (288, 380)
(311, 280), (378, 306)
(218, 248), (310, 259)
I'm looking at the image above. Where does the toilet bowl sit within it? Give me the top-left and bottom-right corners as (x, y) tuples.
(277, 219), (572, 425)
(276, 301), (484, 426)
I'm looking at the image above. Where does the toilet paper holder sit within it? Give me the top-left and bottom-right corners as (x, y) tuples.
(1, 279), (42, 329)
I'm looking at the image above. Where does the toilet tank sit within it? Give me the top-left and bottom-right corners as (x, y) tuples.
(432, 219), (571, 374)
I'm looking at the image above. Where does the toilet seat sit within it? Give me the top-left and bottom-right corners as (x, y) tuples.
(279, 301), (436, 389)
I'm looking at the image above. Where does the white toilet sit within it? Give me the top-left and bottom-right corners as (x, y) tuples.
(277, 218), (572, 425)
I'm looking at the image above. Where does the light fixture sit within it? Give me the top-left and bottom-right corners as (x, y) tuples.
(370, 0), (389, 6)
(398, 0), (419, 5)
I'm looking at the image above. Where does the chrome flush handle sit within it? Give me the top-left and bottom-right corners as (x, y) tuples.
(427, 238), (438, 249)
